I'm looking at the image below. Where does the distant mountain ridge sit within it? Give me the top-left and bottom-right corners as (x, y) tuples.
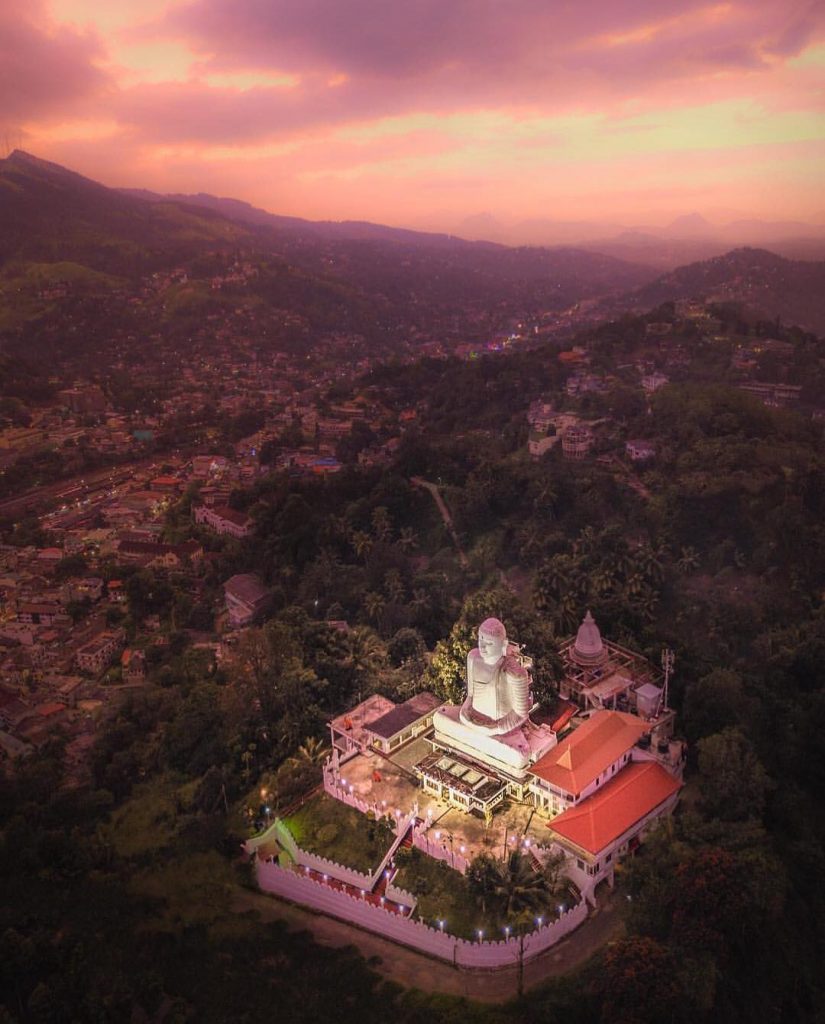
(2, 150), (823, 339)
(454, 209), (825, 267)
(0, 149), (658, 302)
(119, 186), (476, 249)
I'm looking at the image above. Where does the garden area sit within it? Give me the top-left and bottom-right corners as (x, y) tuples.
(394, 846), (571, 941)
(282, 794), (396, 875)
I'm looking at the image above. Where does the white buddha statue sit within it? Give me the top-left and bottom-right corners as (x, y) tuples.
(432, 617), (546, 775)
(459, 617), (530, 735)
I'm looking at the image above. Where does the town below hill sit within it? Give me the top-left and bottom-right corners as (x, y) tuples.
(0, 150), (824, 1024)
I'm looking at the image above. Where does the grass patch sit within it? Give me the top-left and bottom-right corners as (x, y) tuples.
(283, 794), (395, 875)
(394, 847), (501, 940)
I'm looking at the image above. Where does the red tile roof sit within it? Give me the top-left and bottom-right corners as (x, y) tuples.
(529, 711), (649, 794)
(549, 760), (681, 856)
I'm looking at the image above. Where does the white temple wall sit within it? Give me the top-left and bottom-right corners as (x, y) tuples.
(255, 859), (588, 969)
(411, 823), (470, 875)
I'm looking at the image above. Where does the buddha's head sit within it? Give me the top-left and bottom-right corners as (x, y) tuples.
(477, 617), (507, 665)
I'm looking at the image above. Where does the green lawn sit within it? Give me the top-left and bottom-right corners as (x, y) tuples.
(283, 794), (395, 875)
(394, 848), (504, 941)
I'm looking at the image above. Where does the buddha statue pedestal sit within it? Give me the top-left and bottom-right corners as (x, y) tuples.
(432, 706), (555, 779)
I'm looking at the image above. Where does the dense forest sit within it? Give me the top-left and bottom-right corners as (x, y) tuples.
(1, 153), (824, 1020)
(3, 319), (824, 1021)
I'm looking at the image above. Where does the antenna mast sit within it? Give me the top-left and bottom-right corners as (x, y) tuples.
(660, 647), (675, 716)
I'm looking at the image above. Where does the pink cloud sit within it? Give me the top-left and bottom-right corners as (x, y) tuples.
(93, 0), (822, 146)
(0, 1), (110, 126)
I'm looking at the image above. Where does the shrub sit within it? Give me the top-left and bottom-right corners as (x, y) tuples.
(315, 823), (339, 845)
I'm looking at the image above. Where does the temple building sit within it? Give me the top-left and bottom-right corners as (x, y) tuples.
(326, 613), (683, 868)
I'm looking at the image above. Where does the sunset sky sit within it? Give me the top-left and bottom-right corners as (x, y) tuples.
(2, 0), (824, 230)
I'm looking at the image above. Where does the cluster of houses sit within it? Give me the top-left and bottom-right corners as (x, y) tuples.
(0, 443), (281, 769)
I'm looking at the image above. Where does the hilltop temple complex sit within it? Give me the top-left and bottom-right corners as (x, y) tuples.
(326, 611), (683, 896)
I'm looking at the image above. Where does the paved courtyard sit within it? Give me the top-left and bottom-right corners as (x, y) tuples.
(337, 741), (556, 865)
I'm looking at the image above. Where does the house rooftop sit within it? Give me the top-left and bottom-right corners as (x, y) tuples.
(548, 760), (681, 856)
(223, 573), (268, 604)
(367, 692), (442, 740)
(529, 710), (649, 794)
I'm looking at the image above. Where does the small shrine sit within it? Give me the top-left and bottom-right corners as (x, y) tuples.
(558, 611), (676, 747)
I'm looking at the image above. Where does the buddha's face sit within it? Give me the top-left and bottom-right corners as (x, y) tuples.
(478, 627), (506, 665)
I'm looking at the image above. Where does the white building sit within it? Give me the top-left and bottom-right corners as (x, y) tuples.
(194, 504), (253, 539)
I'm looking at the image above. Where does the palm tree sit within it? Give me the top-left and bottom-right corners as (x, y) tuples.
(384, 569), (405, 604)
(410, 588), (430, 617)
(573, 526), (599, 560)
(364, 591), (386, 629)
(344, 625), (387, 688)
(626, 571), (647, 597)
(677, 546), (700, 575)
(288, 736), (329, 767)
(398, 526), (418, 552)
(494, 850), (553, 918)
(467, 852), (501, 915)
(590, 565), (616, 598)
(636, 542), (664, 583)
(552, 592), (580, 634)
(350, 529), (373, 562)
(371, 506), (392, 543)
(532, 480), (557, 518)
(516, 521), (544, 560)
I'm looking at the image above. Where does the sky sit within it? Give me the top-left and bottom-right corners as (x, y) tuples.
(1, 0), (824, 230)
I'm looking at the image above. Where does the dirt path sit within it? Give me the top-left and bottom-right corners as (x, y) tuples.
(233, 884), (624, 1002)
(410, 476), (469, 567)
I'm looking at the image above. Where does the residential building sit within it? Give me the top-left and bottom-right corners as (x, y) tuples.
(223, 573), (271, 627)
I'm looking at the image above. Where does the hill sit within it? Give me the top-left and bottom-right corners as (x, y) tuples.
(0, 152), (660, 356)
(0, 151), (251, 276)
(622, 247), (825, 333)
(119, 183), (657, 301)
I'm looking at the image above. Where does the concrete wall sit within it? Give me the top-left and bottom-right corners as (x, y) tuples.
(255, 858), (588, 969)
(411, 823), (470, 875)
(248, 789), (418, 896)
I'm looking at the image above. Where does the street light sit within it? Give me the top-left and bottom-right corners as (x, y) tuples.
(477, 929), (484, 943)
(438, 919), (445, 932)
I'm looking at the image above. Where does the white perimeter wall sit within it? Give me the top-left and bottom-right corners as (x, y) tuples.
(255, 858), (588, 969)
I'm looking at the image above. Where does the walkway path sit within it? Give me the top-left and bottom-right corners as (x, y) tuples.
(233, 882), (624, 1003)
(410, 476), (468, 567)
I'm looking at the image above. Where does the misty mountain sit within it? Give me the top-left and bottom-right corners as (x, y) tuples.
(0, 149), (659, 358)
(0, 151), (658, 314)
(453, 209), (825, 268)
(623, 247), (825, 333)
